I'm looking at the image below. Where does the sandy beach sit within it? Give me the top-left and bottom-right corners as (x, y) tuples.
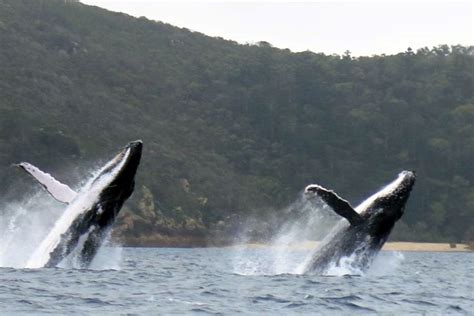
(382, 242), (471, 252)
(235, 241), (473, 252)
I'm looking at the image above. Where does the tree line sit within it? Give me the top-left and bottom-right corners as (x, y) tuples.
(0, 0), (472, 243)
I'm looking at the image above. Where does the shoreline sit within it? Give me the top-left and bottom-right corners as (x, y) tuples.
(227, 241), (473, 252)
(118, 240), (473, 252)
(382, 242), (472, 252)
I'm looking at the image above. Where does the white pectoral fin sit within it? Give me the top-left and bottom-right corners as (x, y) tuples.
(17, 162), (77, 204)
(306, 184), (364, 226)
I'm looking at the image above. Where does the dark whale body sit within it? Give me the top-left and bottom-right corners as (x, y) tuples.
(302, 171), (416, 274)
(18, 141), (142, 268)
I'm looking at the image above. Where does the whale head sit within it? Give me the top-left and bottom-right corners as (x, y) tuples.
(359, 171), (416, 236)
(303, 171), (415, 230)
(90, 140), (143, 227)
(360, 171), (416, 217)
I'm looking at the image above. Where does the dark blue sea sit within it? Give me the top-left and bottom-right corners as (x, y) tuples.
(0, 247), (472, 315)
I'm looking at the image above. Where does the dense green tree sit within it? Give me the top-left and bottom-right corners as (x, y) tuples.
(0, 0), (472, 244)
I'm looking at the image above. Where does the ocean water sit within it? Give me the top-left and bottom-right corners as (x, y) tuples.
(0, 247), (472, 315)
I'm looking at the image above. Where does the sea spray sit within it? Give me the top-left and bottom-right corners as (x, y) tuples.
(0, 192), (62, 268)
(0, 162), (126, 269)
(269, 195), (336, 274)
(24, 147), (133, 269)
(231, 193), (339, 275)
(321, 236), (374, 276)
(368, 251), (405, 276)
(297, 171), (414, 275)
(60, 233), (123, 270)
(231, 189), (407, 276)
(321, 246), (405, 276)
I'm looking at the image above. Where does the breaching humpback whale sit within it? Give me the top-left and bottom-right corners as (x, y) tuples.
(18, 140), (142, 268)
(302, 171), (415, 274)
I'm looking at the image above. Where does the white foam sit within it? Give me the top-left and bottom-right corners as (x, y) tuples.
(324, 252), (365, 276)
(323, 236), (373, 276)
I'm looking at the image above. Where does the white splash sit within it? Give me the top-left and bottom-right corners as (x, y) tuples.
(368, 251), (405, 276)
(25, 148), (130, 268)
(89, 245), (123, 270)
(0, 193), (61, 268)
(232, 172), (410, 276)
(231, 194), (338, 275)
(0, 149), (130, 270)
(324, 252), (365, 276)
(321, 248), (405, 277)
(58, 233), (122, 270)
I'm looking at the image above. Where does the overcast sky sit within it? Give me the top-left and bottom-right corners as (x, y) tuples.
(80, 0), (473, 56)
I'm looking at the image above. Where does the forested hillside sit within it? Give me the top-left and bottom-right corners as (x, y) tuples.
(0, 0), (472, 244)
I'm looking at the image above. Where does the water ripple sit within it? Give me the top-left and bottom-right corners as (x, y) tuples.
(0, 249), (471, 314)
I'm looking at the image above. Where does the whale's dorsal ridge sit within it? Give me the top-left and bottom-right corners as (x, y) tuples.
(305, 184), (364, 226)
(16, 162), (77, 204)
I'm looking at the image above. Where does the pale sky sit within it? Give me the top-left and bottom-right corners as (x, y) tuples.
(80, 0), (473, 56)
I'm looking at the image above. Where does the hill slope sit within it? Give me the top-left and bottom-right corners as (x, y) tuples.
(0, 0), (473, 243)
